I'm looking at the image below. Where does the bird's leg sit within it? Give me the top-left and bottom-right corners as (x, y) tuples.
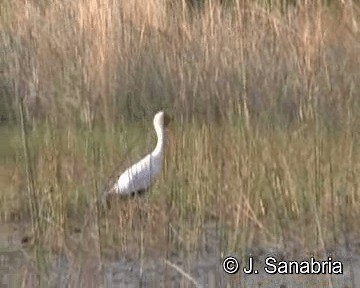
(137, 189), (146, 196)
(106, 196), (112, 209)
(130, 189), (146, 198)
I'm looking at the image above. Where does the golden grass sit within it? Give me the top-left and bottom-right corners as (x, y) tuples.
(0, 0), (359, 285)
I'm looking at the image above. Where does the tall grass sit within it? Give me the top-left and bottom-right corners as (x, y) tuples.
(0, 0), (359, 286)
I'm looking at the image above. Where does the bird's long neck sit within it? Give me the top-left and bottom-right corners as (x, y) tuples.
(152, 123), (164, 157)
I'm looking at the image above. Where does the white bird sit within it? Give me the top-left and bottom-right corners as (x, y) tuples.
(103, 111), (171, 203)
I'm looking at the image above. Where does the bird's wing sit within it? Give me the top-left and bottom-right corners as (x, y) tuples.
(116, 154), (152, 194)
(99, 137), (141, 198)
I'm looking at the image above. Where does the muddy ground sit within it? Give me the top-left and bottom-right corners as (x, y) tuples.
(1, 224), (359, 288)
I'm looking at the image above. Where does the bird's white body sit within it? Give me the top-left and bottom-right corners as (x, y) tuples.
(106, 111), (168, 197)
(113, 146), (162, 195)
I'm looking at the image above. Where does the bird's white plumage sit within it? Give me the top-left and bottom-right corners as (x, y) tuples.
(106, 111), (168, 197)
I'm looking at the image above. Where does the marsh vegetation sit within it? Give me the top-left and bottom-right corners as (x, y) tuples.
(0, 0), (359, 286)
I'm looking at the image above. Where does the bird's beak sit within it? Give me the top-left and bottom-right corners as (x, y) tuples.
(164, 113), (172, 127)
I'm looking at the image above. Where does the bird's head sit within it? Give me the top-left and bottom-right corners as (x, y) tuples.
(154, 111), (171, 129)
